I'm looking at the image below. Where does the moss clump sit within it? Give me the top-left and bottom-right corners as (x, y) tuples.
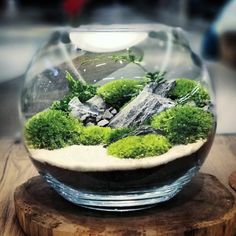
(106, 127), (132, 144)
(79, 126), (112, 145)
(97, 79), (145, 109)
(169, 78), (210, 107)
(50, 95), (73, 113)
(24, 110), (83, 150)
(151, 105), (214, 145)
(108, 134), (171, 159)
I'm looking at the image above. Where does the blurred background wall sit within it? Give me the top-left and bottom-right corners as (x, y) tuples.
(0, 0), (235, 138)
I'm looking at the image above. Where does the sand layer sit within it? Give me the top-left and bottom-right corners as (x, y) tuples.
(29, 139), (206, 172)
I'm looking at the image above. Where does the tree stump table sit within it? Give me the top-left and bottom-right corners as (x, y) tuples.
(14, 173), (236, 236)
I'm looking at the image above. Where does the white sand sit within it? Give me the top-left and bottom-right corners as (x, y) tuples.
(29, 139), (206, 171)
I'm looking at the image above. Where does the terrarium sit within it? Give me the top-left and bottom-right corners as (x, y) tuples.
(21, 25), (216, 211)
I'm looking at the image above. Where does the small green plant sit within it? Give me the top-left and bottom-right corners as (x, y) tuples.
(144, 71), (166, 84)
(106, 127), (132, 144)
(79, 126), (112, 145)
(151, 105), (214, 145)
(24, 110), (83, 150)
(65, 71), (97, 102)
(50, 71), (97, 112)
(97, 79), (145, 109)
(108, 134), (171, 159)
(168, 78), (210, 107)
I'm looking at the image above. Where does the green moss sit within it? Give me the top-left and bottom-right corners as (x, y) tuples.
(169, 78), (210, 107)
(97, 79), (145, 109)
(24, 110), (83, 150)
(106, 127), (132, 144)
(151, 105), (214, 145)
(108, 134), (171, 159)
(50, 95), (73, 113)
(79, 126), (112, 145)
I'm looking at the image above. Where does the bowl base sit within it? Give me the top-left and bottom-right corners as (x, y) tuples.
(42, 166), (198, 212)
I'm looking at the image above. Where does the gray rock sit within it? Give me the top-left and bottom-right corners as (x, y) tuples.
(102, 110), (114, 120)
(87, 122), (95, 126)
(80, 114), (90, 121)
(69, 97), (99, 119)
(97, 119), (109, 127)
(109, 91), (174, 128)
(96, 115), (103, 122)
(86, 95), (106, 112)
(110, 108), (118, 115)
(129, 125), (165, 136)
(143, 81), (176, 97)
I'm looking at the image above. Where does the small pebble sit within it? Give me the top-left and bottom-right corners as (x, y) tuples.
(96, 115), (102, 122)
(97, 119), (109, 127)
(87, 122), (95, 126)
(102, 110), (113, 120)
(110, 108), (117, 115)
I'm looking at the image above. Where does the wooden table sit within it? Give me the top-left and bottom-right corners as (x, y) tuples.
(0, 135), (236, 236)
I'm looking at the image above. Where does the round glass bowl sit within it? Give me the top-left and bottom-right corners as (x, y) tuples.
(21, 25), (216, 212)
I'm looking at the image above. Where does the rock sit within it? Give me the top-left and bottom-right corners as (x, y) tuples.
(69, 97), (99, 119)
(143, 81), (176, 97)
(80, 114), (90, 121)
(102, 110), (114, 120)
(86, 95), (106, 112)
(96, 115), (103, 122)
(97, 119), (109, 127)
(86, 117), (96, 123)
(87, 122), (95, 126)
(110, 108), (118, 115)
(130, 125), (165, 136)
(109, 91), (174, 128)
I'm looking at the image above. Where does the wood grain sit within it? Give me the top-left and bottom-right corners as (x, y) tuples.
(0, 135), (236, 236)
(14, 174), (236, 236)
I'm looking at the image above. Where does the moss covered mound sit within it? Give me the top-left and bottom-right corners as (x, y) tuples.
(24, 110), (83, 150)
(151, 105), (214, 145)
(79, 126), (112, 145)
(97, 79), (145, 109)
(108, 134), (171, 159)
(106, 127), (132, 145)
(169, 78), (210, 107)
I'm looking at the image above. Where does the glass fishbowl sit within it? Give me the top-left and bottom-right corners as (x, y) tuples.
(21, 25), (216, 212)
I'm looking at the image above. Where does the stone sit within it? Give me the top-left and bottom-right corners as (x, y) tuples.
(86, 95), (106, 112)
(110, 108), (118, 115)
(96, 115), (103, 122)
(130, 125), (165, 136)
(69, 97), (99, 119)
(97, 119), (109, 127)
(109, 91), (174, 128)
(87, 122), (95, 126)
(143, 81), (176, 97)
(80, 114), (90, 121)
(102, 110), (114, 120)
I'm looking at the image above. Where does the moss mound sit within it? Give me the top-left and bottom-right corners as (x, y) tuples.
(151, 105), (214, 145)
(24, 110), (83, 150)
(169, 78), (210, 107)
(106, 127), (132, 144)
(108, 134), (171, 159)
(97, 79), (145, 109)
(79, 126), (112, 145)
